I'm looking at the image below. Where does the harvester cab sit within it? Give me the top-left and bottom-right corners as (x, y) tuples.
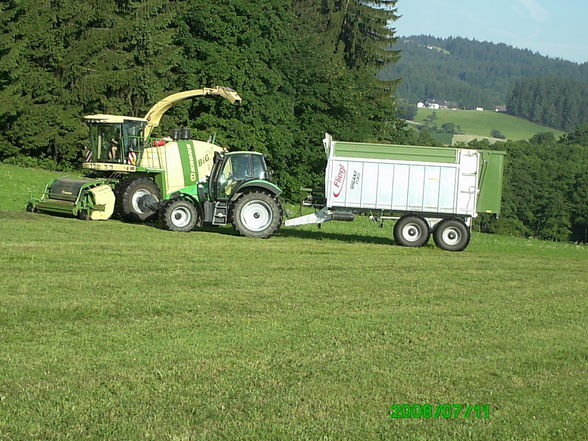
(84, 114), (147, 167)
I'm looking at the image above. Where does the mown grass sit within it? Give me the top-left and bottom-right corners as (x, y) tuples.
(0, 163), (81, 211)
(414, 109), (564, 141)
(1, 164), (587, 440)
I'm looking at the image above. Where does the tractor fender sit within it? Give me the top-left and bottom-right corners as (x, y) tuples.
(170, 191), (200, 205)
(230, 181), (282, 202)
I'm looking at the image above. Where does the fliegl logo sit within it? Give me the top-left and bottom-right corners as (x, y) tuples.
(333, 164), (347, 198)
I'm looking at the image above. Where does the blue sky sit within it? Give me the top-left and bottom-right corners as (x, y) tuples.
(394, 0), (588, 63)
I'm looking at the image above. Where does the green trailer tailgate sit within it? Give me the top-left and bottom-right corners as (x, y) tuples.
(477, 149), (506, 214)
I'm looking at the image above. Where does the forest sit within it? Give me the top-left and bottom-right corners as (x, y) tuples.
(1, 2), (588, 242)
(0, 0), (402, 193)
(507, 77), (588, 131)
(470, 125), (588, 243)
(380, 35), (588, 110)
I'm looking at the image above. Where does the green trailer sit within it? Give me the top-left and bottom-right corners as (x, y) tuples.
(285, 134), (505, 251)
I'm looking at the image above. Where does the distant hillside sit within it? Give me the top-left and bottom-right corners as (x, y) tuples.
(414, 109), (564, 143)
(380, 35), (588, 109)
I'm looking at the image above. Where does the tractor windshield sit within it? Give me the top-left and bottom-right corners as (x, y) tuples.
(218, 154), (268, 196)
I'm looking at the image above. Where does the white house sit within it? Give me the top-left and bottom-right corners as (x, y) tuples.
(424, 98), (447, 110)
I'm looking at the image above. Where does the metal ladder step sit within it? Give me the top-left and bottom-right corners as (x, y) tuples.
(212, 202), (228, 225)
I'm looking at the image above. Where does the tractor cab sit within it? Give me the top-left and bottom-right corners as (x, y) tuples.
(83, 115), (147, 165)
(209, 151), (270, 200)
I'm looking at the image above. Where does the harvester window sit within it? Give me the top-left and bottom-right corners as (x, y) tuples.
(91, 124), (123, 163)
(123, 122), (145, 154)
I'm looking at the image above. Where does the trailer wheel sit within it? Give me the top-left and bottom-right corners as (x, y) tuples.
(115, 176), (161, 222)
(393, 215), (430, 247)
(161, 198), (199, 232)
(231, 191), (282, 238)
(433, 219), (470, 252)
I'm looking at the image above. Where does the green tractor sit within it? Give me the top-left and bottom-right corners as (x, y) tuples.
(160, 150), (283, 238)
(28, 86), (284, 237)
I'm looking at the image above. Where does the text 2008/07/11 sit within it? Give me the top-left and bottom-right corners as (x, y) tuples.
(389, 404), (490, 419)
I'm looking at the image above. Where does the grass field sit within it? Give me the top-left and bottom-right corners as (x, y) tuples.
(414, 109), (565, 141)
(1, 163), (587, 440)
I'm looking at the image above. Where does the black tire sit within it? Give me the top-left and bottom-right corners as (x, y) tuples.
(77, 209), (88, 220)
(26, 202), (35, 213)
(161, 199), (199, 232)
(433, 219), (470, 252)
(115, 176), (161, 222)
(231, 191), (283, 238)
(393, 215), (430, 247)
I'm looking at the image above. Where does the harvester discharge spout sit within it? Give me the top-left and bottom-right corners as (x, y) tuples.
(143, 86), (242, 139)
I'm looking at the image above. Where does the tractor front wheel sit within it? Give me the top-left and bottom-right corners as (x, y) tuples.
(231, 191), (282, 238)
(161, 199), (199, 232)
(115, 176), (161, 222)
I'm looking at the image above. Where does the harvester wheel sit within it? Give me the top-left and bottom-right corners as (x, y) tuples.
(231, 191), (282, 238)
(115, 177), (161, 222)
(161, 198), (199, 232)
(77, 209), (88, 220)
(393, 215), (430, 247)
(433, 219), (470, 252)
(26, 202), (36, 213)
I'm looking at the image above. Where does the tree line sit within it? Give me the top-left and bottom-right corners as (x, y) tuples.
(470, 126), (588, 243)
(0, 0), (401, 195)
(506, 78), (588, 131)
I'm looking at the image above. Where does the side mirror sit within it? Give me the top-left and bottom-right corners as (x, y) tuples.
(213, 151), (222, 163)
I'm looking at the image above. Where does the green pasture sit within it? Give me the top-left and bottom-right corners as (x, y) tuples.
(1, 163), (587, 440)
(0, 163), (81, 212)
(415, 109), (564, 141)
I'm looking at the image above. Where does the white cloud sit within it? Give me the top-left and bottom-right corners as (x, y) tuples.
(518, 0), (550, 23)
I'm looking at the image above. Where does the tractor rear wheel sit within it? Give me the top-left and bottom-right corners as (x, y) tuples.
(161, 199), (199, 232)
(433, 219), (470, 251)
(115, 176), (161, 222)
(231, 191), (282, 238)
(393, 215), (430, 247)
